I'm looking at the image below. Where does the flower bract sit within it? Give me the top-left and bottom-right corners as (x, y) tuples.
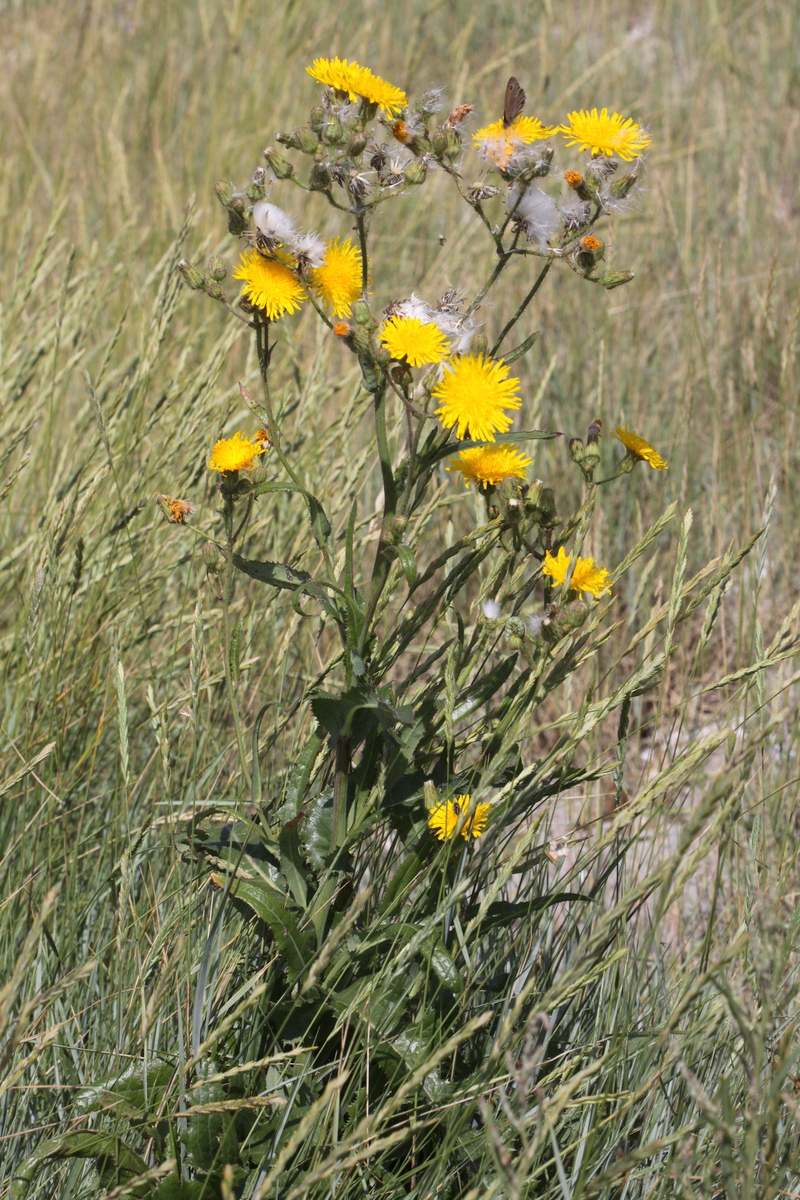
(542, 547), (611, 597)
(232, 250), (305, 320)
(306, 57), (407, 116)
(379, 315), (450, 366)
(428, 795), (491, 841)
(310, 238), (363, 317)
(560, 108), (651, 160)
(433, 354), (521, 442)
(614, 425), (668, 469)
(473, 115), (557, 170)
(447, 443), (532, 488)
(208, 432), (268, 473)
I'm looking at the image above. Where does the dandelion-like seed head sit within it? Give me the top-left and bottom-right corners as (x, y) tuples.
(310, 238), (363, 317)
(232, 249), (305, 320)
(560, 108), (651, 161)
(473, 115), (557, 171)
(208, 432), (268, 474)
(379, 315), (450, 367)
(427, 795), (492, 841)
(542, 547), (611, 598)
(614, 425), (668, 469)
(432, 353), (521, 443)
(447, 443), (532, 488)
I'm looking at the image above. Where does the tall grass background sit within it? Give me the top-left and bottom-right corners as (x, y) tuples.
(2, 0), (800, 1195)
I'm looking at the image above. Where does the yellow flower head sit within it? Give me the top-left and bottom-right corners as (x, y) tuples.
(379, 316), (450, 367)
(208, 432), (268, 474)
(447, 443), (532, 489)
(310, 238), (363, 317)
(473, 115), (557, 170)
(542, 547), (611, 598)
(560, 108), (651, 161)
(232, 249), (305, 320)
(306, 57), (407, 116)
(614, 425), (668, 469)
(427, 795), (491, 841)
(433, 354), (521, 443)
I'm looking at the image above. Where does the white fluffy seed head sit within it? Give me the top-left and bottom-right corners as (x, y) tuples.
(290, 231), (327, 269)
(252, 201), (297, 245)
(508, 184), (560, 248)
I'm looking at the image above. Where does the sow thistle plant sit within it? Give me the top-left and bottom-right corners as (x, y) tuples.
(69, 56), (731, 1198)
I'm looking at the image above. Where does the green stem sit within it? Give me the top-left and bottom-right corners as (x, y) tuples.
(490, 258), (553, 356)
(221, 494), (252, 791)
(358, 382), (397, 654)
(356, 212), (369, 293)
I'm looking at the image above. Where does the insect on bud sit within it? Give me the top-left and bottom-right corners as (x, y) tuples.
(207, 256), (227, 282)
(263, 146), (294, 179)
(178, 260), (206, 290)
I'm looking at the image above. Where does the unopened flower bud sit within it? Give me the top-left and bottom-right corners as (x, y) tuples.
(347, 131), (368, 157)
(205, 280), (225, 301)
(386, 516), (407, 545)
(403, 159), (428, 185)
(423, 779), (439, 812)
(309, 158), (331, 190)
(352, 298), (373, 326)
(600, 270), (635, 290)
(504, 615), (527, 647)
(296, 126), (320, 155)
(207, 256), (227, 282)
(323, 115), (344, 145)
(610, 172), (637, 199)
(227, 196), (248, 236)
(202, 541), (224, 572)
(569, 437), (585, 465)
(468, 333), (488, 356)
(310, 105), (326, 132)
(535, 486), (558, 528)
(213, 179), (234, 207)
(275, 130), (299, 147)
(263, 146), (294, 179)
(178, 260), (206, 290)
(431, 128), (461, 161)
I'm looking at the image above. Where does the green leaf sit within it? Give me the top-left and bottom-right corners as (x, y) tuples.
(212, 875), (312, 982)
(311, 687), (413, 742)
(74, 1058), (174, 1120)
(282, 729), (324, 818)
(503, 329), (539, 365)
(466, 894), (589, 935)
(422, 936), (464, 994)
(278, 815), (310, 907)
(11, 1132), (149, 1199)
(450, 653), (518, 722)
(391, 542), (417, 585)
(232, 554), (312, 591)
(300, 789), (333, 871)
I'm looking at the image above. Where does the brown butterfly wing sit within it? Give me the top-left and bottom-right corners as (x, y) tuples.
(503, 76), (526, 126)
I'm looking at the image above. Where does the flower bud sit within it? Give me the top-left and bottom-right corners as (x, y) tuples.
(352, 298), (373, 327)
(275, 130), (298, 147)
(246, 177), (266, 203)
(431, 128), (461, 161)
(309, 158), (331, 190)
(213, 179), (234, 207)
(534, 487), (558, 528)
(178, 260), (206, 290)
(296, 126), (320, 155)
(541, 601), (589, 645)
(227, 196), (248, 236)
(202, 541), (225, 572)
(504, 615), (527, 648)
(263, 146), (294, 179)
(403, 159), (428, 185)
(347, 131), (368, 157)
(576, 235), (604, 273)
(386, 516), (407, 545)
(600, 270), (635, 290)
(610, 172), (637, 199)
(423, 779), (439, 812)
(310, 105), (326, 132)
(569, 437), (585, 465)
(207, 256), (227, 282)
(205, 280), (226, 301)
(323, 115), (344, 145)
(564, 171), (596, 202)
(468, 333), (488, 357)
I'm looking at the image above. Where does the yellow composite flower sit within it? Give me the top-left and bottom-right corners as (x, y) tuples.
(614, 425), (668, 469)
(306, 57), (407, 116)
(232, 249), (305, 320)
(310, 238), (363, 317)
(542, 546), (611, 598)
(428, 795), (492, 841)
(447, 443), (532, 488)
(560, 108), (651, 161)
(208, 432), (268, 474)
(432, 353), (522, 443)
(379, 315), (450, 367)
(473, 114), (557, 170)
